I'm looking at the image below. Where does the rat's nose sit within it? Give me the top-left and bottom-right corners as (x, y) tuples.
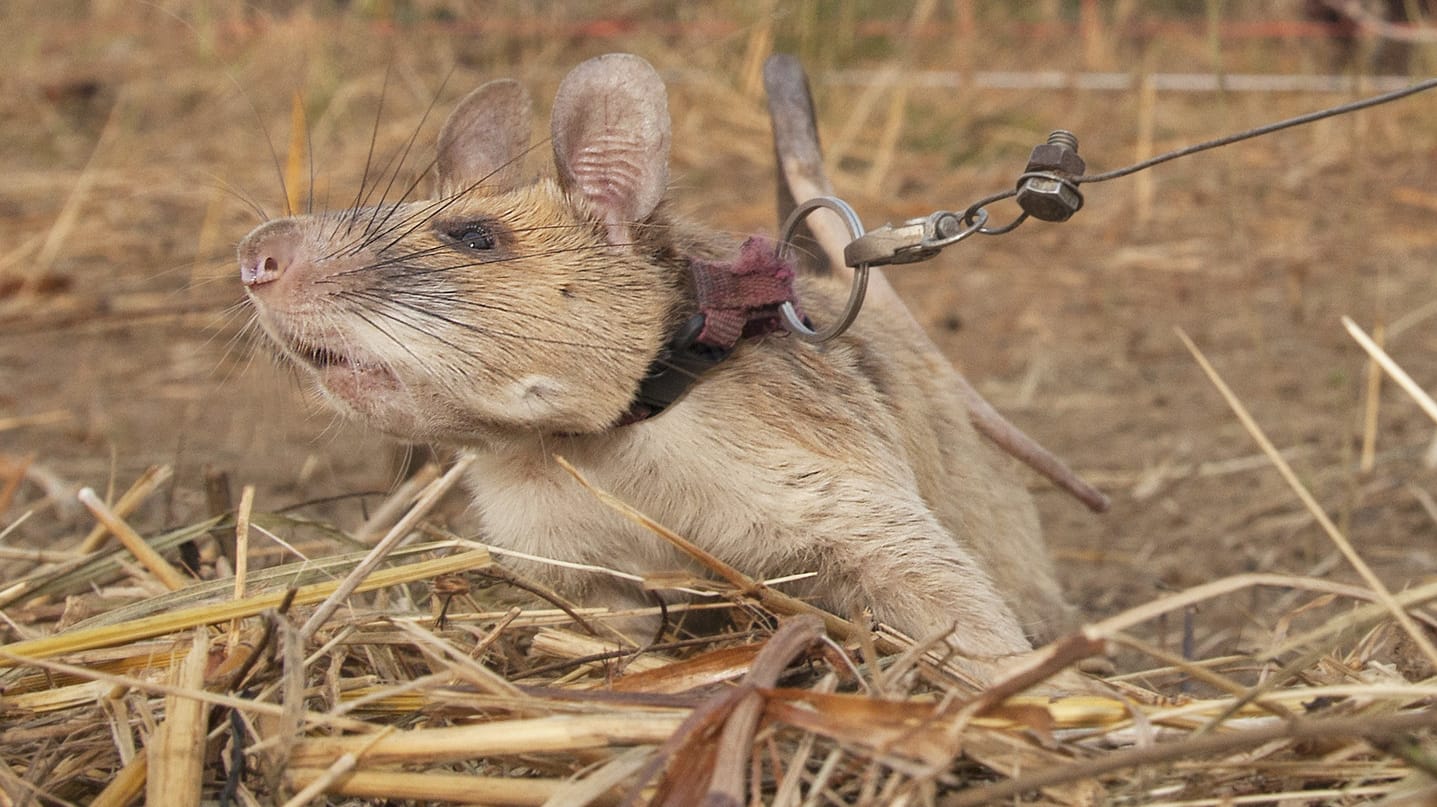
(238, 219), (303, 287)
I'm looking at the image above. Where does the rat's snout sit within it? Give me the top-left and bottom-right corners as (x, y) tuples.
(238, 219), (304, 287)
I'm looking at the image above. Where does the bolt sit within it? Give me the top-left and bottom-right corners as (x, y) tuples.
(1024, 134), (1085, 178)
(1046, 129), (1079, 153)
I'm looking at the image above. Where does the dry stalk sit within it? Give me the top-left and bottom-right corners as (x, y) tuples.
(863, 0), (937, 193)
(1344, 315), (1437, 425)
(0, 648), (373, 732)
(77, 465), (173, 554)
(1086, 572), (1437, 640)
(280, 753), (358, 807)
(1266, 578), (1437, 659)
(709, 616), (827, 804)
(387, 618), (528, 699)
(0, 453), (34, 517)
(1360, 321), (1386, 473)
(541, 746), (654, 807)
(286, 712), (687, 768)
(0, 409), (72, 432)
(354, 461), (441, 544)
(145, 628), (209, 807)
(77, 487), (188, 591)
(283, 89), (307, 217)
(552, 455), (865, 646)
(32, 85), (125, 278)
(233, 484), (255, 600)
(88, 754), (147, 807)
(0, 548), (491, 664)
(285, 767), (609, 806)
(299, 452), (474, 639)
(1176, 328), (1437, 671)
(942, 709), (1437, 807)
(229, 483), (255, 650)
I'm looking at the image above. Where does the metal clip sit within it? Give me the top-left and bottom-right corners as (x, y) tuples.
(776, 199), (992, 344)
(842, 208), (989, 268)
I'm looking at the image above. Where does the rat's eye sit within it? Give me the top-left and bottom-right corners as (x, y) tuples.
(448, 222), (496, 251)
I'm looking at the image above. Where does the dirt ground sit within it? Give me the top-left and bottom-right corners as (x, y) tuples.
(3, 4), (1436, 666)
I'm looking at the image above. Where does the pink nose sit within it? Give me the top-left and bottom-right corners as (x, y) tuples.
(237, 219), (302, 287)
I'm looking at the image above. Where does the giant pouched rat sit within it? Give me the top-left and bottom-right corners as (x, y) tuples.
(239, 53), (1078, 677)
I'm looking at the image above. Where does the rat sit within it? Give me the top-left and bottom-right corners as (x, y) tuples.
(238, 53), (1079, 679)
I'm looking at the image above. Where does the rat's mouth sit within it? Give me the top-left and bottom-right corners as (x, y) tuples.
(273, 331), (401, 395)
(302, 345), (404, 407)
(251, 309), (405, 409)
(297, 343), (350, 371)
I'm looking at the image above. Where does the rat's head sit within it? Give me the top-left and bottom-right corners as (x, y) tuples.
(239, 54), (692, 444)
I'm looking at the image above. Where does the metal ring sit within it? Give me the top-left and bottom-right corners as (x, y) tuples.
(776, 196), (868, 344)
(978, 210), (1028, 236)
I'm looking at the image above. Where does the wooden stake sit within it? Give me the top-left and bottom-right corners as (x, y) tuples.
(1135, 73), (1157, 226)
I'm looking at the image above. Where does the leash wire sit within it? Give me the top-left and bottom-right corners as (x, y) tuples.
(1082, 75), (1437, 185)
(963, 76), (1437, 225)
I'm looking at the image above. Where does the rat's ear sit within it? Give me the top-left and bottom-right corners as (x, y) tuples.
(437, 78), (533, 197)
(551, 53), (670, 246)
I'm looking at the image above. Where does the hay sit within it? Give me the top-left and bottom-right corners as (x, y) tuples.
(2, 454), (1434, 805)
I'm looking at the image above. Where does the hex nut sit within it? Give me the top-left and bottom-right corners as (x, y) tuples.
(1025, 143), (1086, 177)
(1015, 175), (1083, 222)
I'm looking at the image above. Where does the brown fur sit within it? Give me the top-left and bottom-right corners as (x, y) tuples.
(238, 54), (1075, 679)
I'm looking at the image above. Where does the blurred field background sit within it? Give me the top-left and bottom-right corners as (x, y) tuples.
(2, 1), (1436, 802)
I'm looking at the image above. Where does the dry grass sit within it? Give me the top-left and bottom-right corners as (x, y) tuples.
(3, 2), (1437, 805)
(2, 457), (1435, 804)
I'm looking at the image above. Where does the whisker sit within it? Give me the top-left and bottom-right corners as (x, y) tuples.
(346, 306), (435, 368)
(342, 290), (649, 356)
(346, 60), (394, 236)
(356, 286), (598, 335)
(361, 241), (650, 282)
(362, 65), (458, 243)
(368, 136), (556, 252)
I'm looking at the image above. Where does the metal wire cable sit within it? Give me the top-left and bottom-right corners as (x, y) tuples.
(1080, 75), (1437, 185)
(963, 76), (1437, 225)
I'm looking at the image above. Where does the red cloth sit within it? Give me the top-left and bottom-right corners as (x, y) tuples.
(689, 237), (801, 349)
